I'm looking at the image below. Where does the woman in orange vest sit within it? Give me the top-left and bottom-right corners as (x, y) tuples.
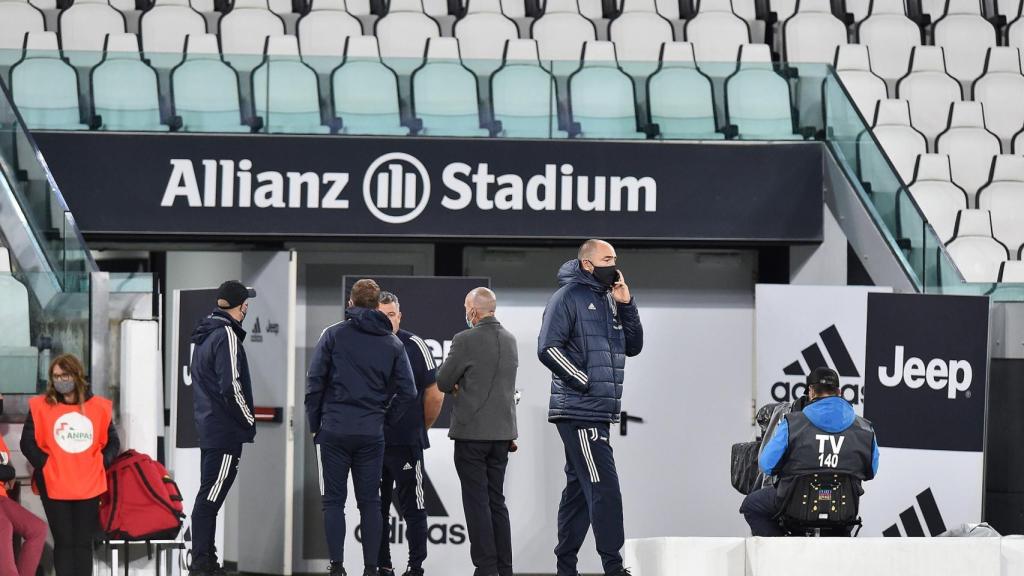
(0, 398), (47, 576)
(20, 353), (120, 576)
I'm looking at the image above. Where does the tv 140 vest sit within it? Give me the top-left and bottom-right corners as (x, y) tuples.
(776, 410), (875, 505)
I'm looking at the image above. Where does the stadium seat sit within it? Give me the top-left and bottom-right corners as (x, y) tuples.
(411, 37), (490, 136)
(454, 0), (520, 74)
(933, 0), (996, 86)
(531, 0), (597, 71)
(855, 0), (920, 85)
(10, 32), (89, 130)
(896, 46), (963, 145)
(919, 0), (948, 22)
(235, 0), (293, 16)
(647, 41), (724, 139)
(996, 0), (1023, 25)
(490, 39), (568, 137)
(139, 0), (207, 65)
(684, 0), (751, 65)
(219, 5), (286, 72)
(945, 209), (1010, 282)
(0, 268), (40, 395)
(0, 2), (45, 67)
(782, 0), (847, 64)
(296, 0), (363, 74)
(550, 0), (603, 21)
(252, 35), (330, 133)
(769, 0), (799, 25)
(332, 35), (409, 135)
(59, 1), (127, 67)
(906, 153), (969, 242)
(91, 33), (170, 131)
(609, 0), (674, 75)
(977, 155), (1024, 254)
(725, 44), (802, 140)
(973, 47), (1024, 149)
(312, 0), (371, 15)
(834, 44), (887, 121)
(936, 101), (1001, 200)
(171, 34), (250, 132)
(999, 260), (1024, 280)
(860, 99), (927, 185)
(569, 41), (646, 138)
(376, 0), (442, 73)
(1009, 11), (1024, 53)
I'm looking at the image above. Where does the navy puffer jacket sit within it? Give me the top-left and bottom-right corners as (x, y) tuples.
(538, 260), (643, 423)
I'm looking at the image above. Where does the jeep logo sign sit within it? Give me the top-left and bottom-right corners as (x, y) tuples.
(878, 346), (973, 399)
(864, 293), (989, 452)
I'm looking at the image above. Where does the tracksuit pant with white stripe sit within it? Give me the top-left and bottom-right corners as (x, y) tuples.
(554, 421), (624, 576)
(192, 446), (242, 568)
(378, 446), (428, 572)
(317, 435), (386, 567)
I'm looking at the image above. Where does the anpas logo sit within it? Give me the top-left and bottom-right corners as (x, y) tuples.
(159, 156), (658, 223)
(771, 325), (864, 405)
(53, 412), (95, 454)
(878, 345), (973, 399)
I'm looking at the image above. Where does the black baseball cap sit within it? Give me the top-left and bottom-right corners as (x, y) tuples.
(807, 367), (840, 389)
(216, 280), (256, 309)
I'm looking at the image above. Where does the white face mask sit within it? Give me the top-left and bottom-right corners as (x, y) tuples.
(54, 379), (75, 395)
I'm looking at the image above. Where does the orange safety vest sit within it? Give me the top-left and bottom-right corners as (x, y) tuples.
(0, 434), (11, 498)
(28, 395), (112, 500)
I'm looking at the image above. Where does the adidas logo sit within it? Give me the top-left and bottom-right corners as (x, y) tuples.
(771, 324), (863, 405)
(588, 303), (596, 311)
(403, 463), (413, 471)
(883, 488), (946, 537)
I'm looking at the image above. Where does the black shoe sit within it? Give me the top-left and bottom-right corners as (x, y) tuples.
(378, 568), (396, 576)
(401, 569), (424, 576)
(363, 568), (378, 576)
(328, 561), (346, 576)
(609, 569), (633, 576)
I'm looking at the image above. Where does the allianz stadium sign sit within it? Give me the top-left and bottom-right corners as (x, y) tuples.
(33, 132), (823, 242)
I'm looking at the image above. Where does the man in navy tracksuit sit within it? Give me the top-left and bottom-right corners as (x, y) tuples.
(188, 280), (258, 576)
(376, 291), (444, 576)
(306, 279), (418, 576)
(741, 367), (880, 536)
(538, 240), (643, 576)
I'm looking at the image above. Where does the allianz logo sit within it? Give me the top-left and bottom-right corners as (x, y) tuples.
(160, 153), (658, 224)
(877, 345), (973, 399)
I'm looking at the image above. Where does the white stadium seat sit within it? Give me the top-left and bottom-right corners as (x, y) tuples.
(907, 153), (969, 242)
(0, 2), (45, 66)
(454, 0), (520, 72)
(936, 100), (1001, 201)
(685, 0), (751, 64)
(897, 46), (963, 145)
(977, 155), (1024, 255)
(834, 44), (887, 120)
(856, 0), (920, 84)
(933, 0), (996, 86)
(782, 0), (847, 64)
(862, 99), (927, 185)
(972, 47), (1024, 149)
(531, 2), (596, 65)
(219, 7), (286, 71)
(59, 1), (127, 67)
(945, 208), (1010, 282)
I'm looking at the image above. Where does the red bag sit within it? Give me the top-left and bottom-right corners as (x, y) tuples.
(99, 450), (185, 540)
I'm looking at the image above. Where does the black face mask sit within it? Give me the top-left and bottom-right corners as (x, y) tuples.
(591, 265), (620, 287)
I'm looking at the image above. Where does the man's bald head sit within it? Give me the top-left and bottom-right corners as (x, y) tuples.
(464, 287), (497, 326)
(578, 239), (617, 273)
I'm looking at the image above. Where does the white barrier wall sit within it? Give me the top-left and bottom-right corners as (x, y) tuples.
(120, 319), (161, 456)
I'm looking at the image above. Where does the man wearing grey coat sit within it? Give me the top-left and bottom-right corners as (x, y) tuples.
(437, 287), (518, 576)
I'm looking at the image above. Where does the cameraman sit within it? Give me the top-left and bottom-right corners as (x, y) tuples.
(740, 367), (879, 536)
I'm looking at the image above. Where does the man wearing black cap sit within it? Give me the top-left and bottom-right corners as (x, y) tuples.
(188, 280), (258, 576)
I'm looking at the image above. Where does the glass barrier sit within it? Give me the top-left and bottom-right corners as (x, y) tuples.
(3, 47), (1022, 298)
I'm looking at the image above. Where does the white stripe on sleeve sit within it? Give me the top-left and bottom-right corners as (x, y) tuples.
(225, 327), (255, 426)
(547, 348), (588, 386)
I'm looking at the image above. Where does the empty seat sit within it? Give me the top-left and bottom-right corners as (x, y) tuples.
(945, 209), (1010, 282)
(835, 44), (887, 120)
(491, 39), (567, 137)
(235, 0), (293, 16)
(609, 7), (674, 72)
(783, 0), (847, 64)
(1009, 12), (1024, 53)
(769, 0), (799, 23)
(219, 7), (285, 71)
(313, 0), (372, 14)
(897, 46), (962, 144)
(531, 2), (596, 68)
(569, 41), (645, 138)
(936, 101), (1001, 200)
(412, 37), (490, 136)
(543, 0), (602, 20)
(977, 155), (1024, 254)
(10, 32), (88, 130)
(59, 1), (127, 67)
(140, 0), (207, 60)
(0, 2), (44, 66)
(376, 0), (441, 72)
(999, 260), (1024, 280)
(332, 35), (408, 135)
(996, 0), (1023, 24)
(296, 1), (362, 73)
(647, 41), (723, 139)
(454, 0), (519, 73)
(906, 153), (968, 242)
(933, 0), (996, 85)
(252, 35), (329, 133)
(685, 0), (751, 64)
(856, 0), (920, 84)
(0, 270), (40, 394)
(726, 44), (801, 139)
(973, 48), (1024, 149)
(861, 99), (927, 185)
(171, 34), (250, 132)
(91, 33), (168, 131)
